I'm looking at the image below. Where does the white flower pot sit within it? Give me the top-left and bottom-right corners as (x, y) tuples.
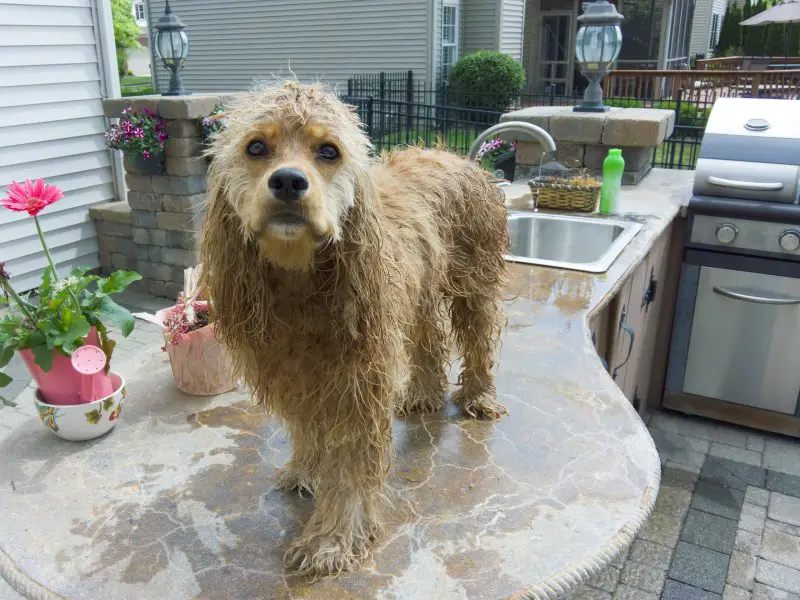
(33, 372), (127, 442)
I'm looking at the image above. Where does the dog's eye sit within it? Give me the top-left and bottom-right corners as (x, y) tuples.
(246, 140), (268, 157)
(317, 144), (340, 161)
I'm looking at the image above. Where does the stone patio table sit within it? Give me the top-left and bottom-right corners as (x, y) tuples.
(0, 170), (692, 599)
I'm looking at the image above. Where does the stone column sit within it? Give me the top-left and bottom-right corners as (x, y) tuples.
(500, 106), (676, 185)
(102, 95), (235, 298)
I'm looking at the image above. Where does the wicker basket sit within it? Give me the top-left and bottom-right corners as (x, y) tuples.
(528, 176), (601, 212)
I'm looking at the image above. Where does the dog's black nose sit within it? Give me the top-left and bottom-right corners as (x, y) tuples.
(268, 168), (309, 203)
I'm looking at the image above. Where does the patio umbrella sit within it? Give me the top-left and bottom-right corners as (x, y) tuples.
(740, 0), (800, 25)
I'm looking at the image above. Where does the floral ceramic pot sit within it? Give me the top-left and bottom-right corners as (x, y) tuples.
(34, 373), (126, 442)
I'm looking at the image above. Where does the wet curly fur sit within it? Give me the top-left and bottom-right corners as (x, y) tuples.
(200, 81), (509, 578)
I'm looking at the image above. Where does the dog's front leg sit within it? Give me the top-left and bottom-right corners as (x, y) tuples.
(277, 421), (320, 498)
(284, 395), (392, 578)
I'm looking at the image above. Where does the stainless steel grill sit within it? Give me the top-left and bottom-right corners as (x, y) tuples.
(665, 97), (800, 435)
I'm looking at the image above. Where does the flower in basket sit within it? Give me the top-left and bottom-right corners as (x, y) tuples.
(0, 179), (142, 409)
(105, 107), (167, 160)
(161, 295), (210, 351)
(201, 105), (228, 145)
(474, 136), (516, 174)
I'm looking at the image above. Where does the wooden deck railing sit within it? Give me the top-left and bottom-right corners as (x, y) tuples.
(695, 56), (800, 71)
(604, 69), (800, 102)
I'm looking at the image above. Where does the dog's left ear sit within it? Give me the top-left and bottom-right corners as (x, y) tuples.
(353, 170), (377, 209)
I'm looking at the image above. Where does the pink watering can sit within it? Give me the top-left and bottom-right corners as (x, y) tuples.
(71, 345), (114, 403)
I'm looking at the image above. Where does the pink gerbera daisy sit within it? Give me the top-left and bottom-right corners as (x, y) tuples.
(1, 179), (64, 217)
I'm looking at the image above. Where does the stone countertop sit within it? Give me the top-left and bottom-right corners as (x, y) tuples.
(0, 170), (693, 600)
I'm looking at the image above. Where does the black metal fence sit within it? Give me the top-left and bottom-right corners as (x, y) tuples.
(343, 96), (502, 156)
(345, 72), (707, 170)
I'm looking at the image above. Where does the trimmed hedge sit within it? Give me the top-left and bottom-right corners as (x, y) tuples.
(604, 98), (710, 127)
(447, 51), (525, 112)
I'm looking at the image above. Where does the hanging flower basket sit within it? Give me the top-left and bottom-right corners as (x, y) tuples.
(130, 151), (166, 175)
(105, 107), (168, 173)
(201, 105), (228, 160)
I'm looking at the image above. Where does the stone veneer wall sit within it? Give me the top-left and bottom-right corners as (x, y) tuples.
(92, 95), (235, 298)
(500, 106), (677, 185)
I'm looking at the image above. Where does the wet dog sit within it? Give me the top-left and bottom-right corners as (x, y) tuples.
(200, 81), (509, 577)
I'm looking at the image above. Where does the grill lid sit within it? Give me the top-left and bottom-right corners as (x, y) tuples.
(693, 98), (800, 204)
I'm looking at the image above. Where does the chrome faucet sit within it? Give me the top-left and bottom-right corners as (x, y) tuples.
(467, 121), (558, 166)
(468, 121), (561, 212)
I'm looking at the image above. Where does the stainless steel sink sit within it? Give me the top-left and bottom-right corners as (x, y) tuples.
(505, 211), (643, 273)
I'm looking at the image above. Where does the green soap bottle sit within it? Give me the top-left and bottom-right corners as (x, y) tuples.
(599, 148), (625, 215)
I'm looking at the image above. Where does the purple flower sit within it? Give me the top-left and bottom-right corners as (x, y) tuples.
(122, 107), (131, 115)
(142, 108), (153, 117)
(133, 128), (144, 139)
(157, 131), (167, 143)
(142, 149), (151, 159)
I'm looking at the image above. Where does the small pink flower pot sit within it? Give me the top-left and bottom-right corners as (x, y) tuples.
(156, 303), (237, 396)
(19, 327), (114, 406)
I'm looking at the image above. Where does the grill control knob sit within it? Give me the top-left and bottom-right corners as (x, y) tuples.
(779, 230), (800, 252)
(716, 224), (738, 244)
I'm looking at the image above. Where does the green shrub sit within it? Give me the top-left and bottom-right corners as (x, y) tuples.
(604, 97), (710, 127)
(447, 51), (525, 112)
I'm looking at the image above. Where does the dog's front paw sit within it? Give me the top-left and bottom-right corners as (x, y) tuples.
(452, 388), (508, 421)
(276, 465), (316, 499)
(284, 532), (372, 578)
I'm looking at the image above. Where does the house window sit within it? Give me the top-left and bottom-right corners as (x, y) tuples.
(710, 13), (721, 52)
(134, 2), (145, 21)
(442, 3), (459, 81)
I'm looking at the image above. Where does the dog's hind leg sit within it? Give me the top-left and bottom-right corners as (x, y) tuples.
(397, 298), (447, 416)
(450, 292), (507, 420)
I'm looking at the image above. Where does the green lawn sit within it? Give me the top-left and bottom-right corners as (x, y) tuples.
(376, 127), (480, 155)
(120, 75), (153, 97)
(654, 139), (700, 170)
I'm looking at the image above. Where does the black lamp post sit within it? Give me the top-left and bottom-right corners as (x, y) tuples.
(154, 0), (189, 96)
(573, 0), (624, 112)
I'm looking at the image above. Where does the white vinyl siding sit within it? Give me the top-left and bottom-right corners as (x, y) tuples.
(0, 0), (116, 291)
(689, 0), (727, 57)
(499, 0), (525, 61)
(147, 0), (433, 92)
(462, 0), (500, 54)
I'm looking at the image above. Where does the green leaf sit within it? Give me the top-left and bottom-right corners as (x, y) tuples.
(0, 344), (13, 369)
(39, 266), (55, 298)
(52, 313), (91, 354)
(96, 296), (136, 337)
(70, 266), (91, 277)
(31, 343), (54, 371)
(0, 372), (11, 388)
(101, 271), (142, 296)
(85, 409), (101, 425)
(96, 323), (116, 374)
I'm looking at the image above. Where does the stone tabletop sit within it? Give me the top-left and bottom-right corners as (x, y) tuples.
(0, 170), (693, 600)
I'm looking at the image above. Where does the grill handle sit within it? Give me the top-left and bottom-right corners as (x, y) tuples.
(713, 286), (800, 305)
(707, 176), (784, 192)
